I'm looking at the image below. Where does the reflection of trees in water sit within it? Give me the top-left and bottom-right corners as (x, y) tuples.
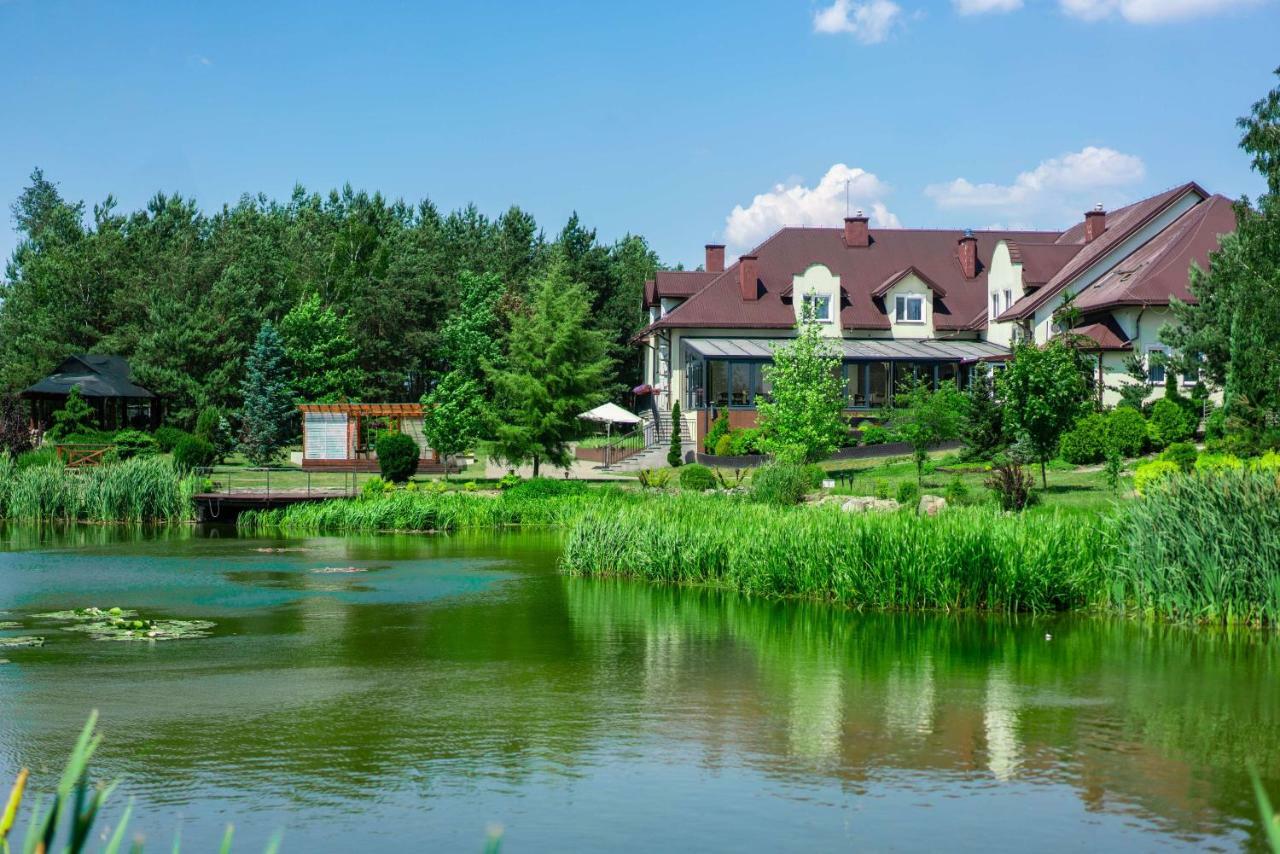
(562, 577), (1280, 843)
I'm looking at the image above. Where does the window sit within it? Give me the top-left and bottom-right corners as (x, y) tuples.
(731, 364), (752, 406)
(1182, 364), (1200, 386)
(1003, 289), (1013, 311)
(845, 364), (866, 408)
(1146, 347), (1167, 384)
(868, 362), (891, 408)
(991, 293), (1000, 319)
(803, 293), (832, 322)
(895, 294), (925, 324)
(708, 361), (729, 407)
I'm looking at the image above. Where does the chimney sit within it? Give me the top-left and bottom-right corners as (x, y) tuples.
(705, 244), (725, 274)
(738, 255), (759, 301)
(844, 209), (870, 248)
(1084, 203), (1106, 242)
(958, 229), (978, 279)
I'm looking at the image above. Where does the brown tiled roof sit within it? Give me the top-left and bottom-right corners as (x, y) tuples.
(1074, 194), (1236, 311)
(643, 270), (718, 307)
(999, 182), (1207, 321)
(1064, 315), (1132, 351)
(653, 226), (1058, 333)
(1007, 241), (1080, 287)
(871, 266), (948, 299)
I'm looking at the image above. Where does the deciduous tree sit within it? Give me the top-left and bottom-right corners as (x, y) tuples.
(757, 314), (847, 464)
(998, 340), (1090, 488)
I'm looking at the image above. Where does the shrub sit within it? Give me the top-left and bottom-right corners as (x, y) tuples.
(729, 427), (765, 456)
(172, 435), (217, 472)
(637, 468), (674, 489)
(714, 434), (733, 457)
(48, 386), (98, 441)
(704, 411), (730, 455)
(1105, 407), (1148, 457)
(1104, 446), (1123, 493)
(361, 476), (387, 497)
(985, 461), (1035, 511)
(874, 479), (890, 499)
(195, 406), (234, 459)
(376, 431), (420, 483)
(1147, 398), (1197, 450)
(944, 476), (969, 505)
(896, 480), (919, 506)
(0, 393), (32, 456)
(110, 429), (158, 460)
(497, 473), (522, 490)
(1204, 406), (1226, 442)
(1252, 450), (1280, 472)
(751, 463), (813, 506)
(1058, 413), (1108, 465)
(153, 426), (189, 453)
(668, 403), (684, 468)
(1194, 452), (1243, 474)
(861, 425), (890, 446)
(1161, 442), (1198, 472)
(463, 480), (479, 492)
(1133, 460), (1179, 495)
(678, 463), (716, 492)
(504, 478), (589, 499)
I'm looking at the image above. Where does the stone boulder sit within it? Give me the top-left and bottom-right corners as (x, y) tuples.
(841, 497), (900, 513)
(918, 495), (948, 516)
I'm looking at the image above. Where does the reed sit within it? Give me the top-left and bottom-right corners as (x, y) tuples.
(1108, 469), (1280, 627)
(238, 487), (641, 534)
(0, 455), (196, 524)
(561, 495), (1113, 613)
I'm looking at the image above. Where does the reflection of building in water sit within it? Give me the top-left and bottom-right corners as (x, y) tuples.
(885, 655), (936, 736)
(643, 622), (684, 700)
(787, 656), (844, 762)
(983, 666), (1021, 781)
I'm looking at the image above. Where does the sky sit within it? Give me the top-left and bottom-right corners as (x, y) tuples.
(1, 0), (1277, 270)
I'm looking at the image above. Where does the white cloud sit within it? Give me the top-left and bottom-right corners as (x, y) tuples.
(1059, 0), (1262, 22)
(724, 164), (901, 252)
(924, 146), (1146, 224)
(953, 0), (1023, 13)
(813, 0), (904, 43)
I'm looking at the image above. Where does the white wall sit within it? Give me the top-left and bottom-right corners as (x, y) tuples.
(790, 264), (843, 338)
(984, 242), (1021, 348)
(884, 273), (934, 339)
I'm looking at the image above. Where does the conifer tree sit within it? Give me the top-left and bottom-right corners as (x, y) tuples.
(486, 264), (612, 476)
(238, 323), (295, 466)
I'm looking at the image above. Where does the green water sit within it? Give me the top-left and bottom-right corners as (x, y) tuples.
(0, 526), (1277, 851)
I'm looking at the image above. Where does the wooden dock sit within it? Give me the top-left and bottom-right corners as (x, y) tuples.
(194, 490), (351, 524)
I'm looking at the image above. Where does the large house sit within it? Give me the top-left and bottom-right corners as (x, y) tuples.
(638, 182), (1236, 446)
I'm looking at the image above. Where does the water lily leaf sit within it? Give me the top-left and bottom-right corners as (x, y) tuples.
(32, 608), (138, 621)
(0, 636), (45, 648)
(310, 566), (368, 574)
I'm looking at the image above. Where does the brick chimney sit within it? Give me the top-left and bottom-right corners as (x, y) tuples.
(1084, 204), (1106, 242)
(738, 255), (759, 301)
(844, 210), (870, 248)
(958, 229), (978, 279)
(705, 244), (725, 274)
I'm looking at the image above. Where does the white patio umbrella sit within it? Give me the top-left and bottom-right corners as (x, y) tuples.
(577, 402), (643, 468)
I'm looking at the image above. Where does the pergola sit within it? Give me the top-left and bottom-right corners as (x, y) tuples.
(297, 402), (439, 471)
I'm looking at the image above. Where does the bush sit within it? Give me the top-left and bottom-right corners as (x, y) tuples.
(1204, 406), (1226, 442)
(1252, 450), (1280, 471)
(896, 480), (919, 506)
(714, 434), (733, 457)
(678, 463), (717, 492)
(1147, 398), (1197, 450)
(172, 435), (216, 472)
(861, 425), (890, 446)
(729, 427), (765, 456)
(504, 478), (589, 499)
(195, 406), (233, 459)
(153, 426), (189, 453)
(361, 476), (387, 497)
(704, 411), (730, 455)
(985, 461), (1035, 511)
(1058, 413), (1108, 465)
(1194, 453), (1243, 474)
(874, 479), (890, 499)
(376, 431), (420, 483)
(1133, 460), (1179, 495)
(944, 476), (969, 505)
(110, 429), (158, 460)
(1105, 407), (1148, 457)
(48, 386), (97, 441)
(751, 463), (813, 506)
(668, 403), (684, 468)
(1161, 442), (1198, 472)
(497, 473), (522, 490)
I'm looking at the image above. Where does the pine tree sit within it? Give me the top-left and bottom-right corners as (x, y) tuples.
(960, 363), (1005, 461)
(238, 323), (295, 466)
(49, 386), (98, 440)
(486, 264), (613, 476)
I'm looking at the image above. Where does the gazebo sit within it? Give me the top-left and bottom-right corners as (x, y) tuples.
(576, 402), (644, 468)
(22, 355), (159, 433)
(297, 402), (458, 473)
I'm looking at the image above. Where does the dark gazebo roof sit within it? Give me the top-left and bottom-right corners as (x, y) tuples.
(23, 355), (155, 399)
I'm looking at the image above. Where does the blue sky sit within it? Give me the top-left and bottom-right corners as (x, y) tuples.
(1, 0), (1277, 269)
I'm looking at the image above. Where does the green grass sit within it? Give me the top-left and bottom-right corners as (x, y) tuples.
(561, 494), (1113, 613)
(0, 455), (197, 524)
(238, 485), (642, 534)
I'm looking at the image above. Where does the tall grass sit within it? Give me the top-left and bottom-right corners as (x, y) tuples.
(0, 455), (196, 524)
(1108, 469), (1280, 627)
(561, 495), (1113, 613)
(238, 487), (640, 534)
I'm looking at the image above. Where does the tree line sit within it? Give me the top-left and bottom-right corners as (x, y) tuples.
(0, 174), (660, 428)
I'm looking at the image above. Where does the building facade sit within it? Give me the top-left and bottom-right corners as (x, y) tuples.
(638, 182), (1235, 445)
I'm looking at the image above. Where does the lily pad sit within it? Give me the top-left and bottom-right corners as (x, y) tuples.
(33, 607), (138, 621)
(310, 566), (368, 574)
(254, 547), (311, 553)
(0, 636), (45, 648)
(0, 621), (21, 630)
(63, 619), (216, 642)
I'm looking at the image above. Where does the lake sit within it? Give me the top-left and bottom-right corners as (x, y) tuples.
(1, 526), (1277, 851)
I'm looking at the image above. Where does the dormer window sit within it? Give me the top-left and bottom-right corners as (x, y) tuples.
(895, 294), (925, 324)
(803, 293), (832, 323)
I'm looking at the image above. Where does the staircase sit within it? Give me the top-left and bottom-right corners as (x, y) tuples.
(608, 407), (696, 472)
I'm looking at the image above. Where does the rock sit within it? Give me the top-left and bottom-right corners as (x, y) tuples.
(841, 497), (900, 513)
(918, 495), (948, 516)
